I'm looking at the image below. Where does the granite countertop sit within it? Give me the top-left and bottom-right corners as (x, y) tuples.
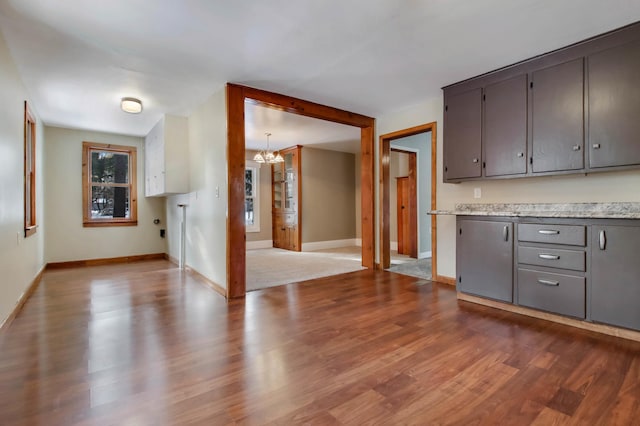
(429, 202), (640, 219)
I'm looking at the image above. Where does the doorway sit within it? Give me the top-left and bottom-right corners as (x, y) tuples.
(380, 123), (438, 279)
(227, 84), (375, 298)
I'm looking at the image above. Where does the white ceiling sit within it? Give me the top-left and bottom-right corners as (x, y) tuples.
(1, 0), (640, 140)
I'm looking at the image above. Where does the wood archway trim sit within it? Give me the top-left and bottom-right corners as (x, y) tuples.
(226, 83), (376, 298)
(379, 122), (438, 278)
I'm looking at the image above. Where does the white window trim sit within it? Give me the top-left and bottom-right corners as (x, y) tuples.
(245, 161), (260, 233)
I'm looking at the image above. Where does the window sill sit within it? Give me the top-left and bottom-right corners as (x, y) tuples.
(83, 220), (138, 228)
(24, 226), (37, 238)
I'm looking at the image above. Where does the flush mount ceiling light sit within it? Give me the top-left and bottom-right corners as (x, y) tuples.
(253, 132), (284, 164)
(121, 97), (143, 114)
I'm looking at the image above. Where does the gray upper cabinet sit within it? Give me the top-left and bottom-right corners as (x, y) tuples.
(457, 219), (513, 302)
(591, 225), (640, 331)
(483, 74), (528, 177)
(531, 59), (584, 173)
(444, 88), (482, 181)
(588, 40), (640, 169)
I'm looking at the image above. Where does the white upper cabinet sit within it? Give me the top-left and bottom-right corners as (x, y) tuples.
(145, 115), (189, 197)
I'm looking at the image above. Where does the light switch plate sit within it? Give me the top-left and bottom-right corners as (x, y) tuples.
(474, 187), (482, 199)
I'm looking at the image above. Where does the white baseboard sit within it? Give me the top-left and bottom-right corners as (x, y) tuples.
(419, 251), (432, 259)
(390, 241), (398, 251)
(302, 238), (358, 252)
(246, 240), (273, 250)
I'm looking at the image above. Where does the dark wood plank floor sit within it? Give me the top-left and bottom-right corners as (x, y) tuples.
(1, 260), (639, 425)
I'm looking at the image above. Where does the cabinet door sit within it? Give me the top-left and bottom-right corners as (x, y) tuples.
(591, 226), (640, 331)
(444, 89), (482, 180)
(457, 219), (513, 302)
(484, 75), (528, 177)
(588, 40), (640, 168)
(532, 59), (584, 173)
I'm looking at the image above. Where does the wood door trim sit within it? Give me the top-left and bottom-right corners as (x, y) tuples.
(379, 122), (437, 275)
(227, 84), (375, 298)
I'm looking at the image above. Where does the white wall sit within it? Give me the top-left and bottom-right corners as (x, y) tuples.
(0, 32), (45, 325)
(377, 94), (640, 278)
(166, 89), (227, 289)
(44, 126), (166, 262)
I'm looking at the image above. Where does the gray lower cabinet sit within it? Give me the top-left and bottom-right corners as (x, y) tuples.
(591, 225), (640, 330)
(518, 268), (585, 319)
(457, 219), (513, 302)
(588, 39), (640, 169)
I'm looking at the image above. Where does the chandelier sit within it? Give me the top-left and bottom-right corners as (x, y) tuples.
(253, 132), (284, 164)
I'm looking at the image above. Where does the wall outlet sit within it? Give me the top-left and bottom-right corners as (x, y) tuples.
(474, 187), (482, 199)
(215, 186), (219, 198)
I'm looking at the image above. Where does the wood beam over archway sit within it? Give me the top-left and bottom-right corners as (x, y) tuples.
(226, 84), (376, 298)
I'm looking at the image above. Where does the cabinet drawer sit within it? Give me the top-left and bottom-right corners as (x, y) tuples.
(518, 223), (585, 246)
(518, 246), (585, 271)
(518, 268), (585, 318)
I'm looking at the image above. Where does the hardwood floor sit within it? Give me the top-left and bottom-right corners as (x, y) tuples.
(1, 260), (639, 425)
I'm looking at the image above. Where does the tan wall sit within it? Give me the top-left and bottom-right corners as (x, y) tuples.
(301, 147), (356, 243)
(245, 150), (272, 242)
(0, 31), (45, 326)
(44, 126), (166, 262)
(376, 94), (640, 278)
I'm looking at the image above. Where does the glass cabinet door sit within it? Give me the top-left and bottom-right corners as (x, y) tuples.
(272, 164), (283, 210)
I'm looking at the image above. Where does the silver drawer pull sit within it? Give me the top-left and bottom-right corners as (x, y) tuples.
(538, 229), (560, 235)
(472, 158), (479, 163)
(593, 143), (601, 149)
(537, 279), (560, 286)
(538, 254), (560, 260)
(572, 144), (581, 151)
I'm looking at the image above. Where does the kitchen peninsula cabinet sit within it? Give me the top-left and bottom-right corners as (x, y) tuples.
(443, 89), (482, 181)
(434, 203), (640, 339)
(456, 219), (513, 302)
(531, 59), (584, 173)
(588, 39), (640, 169)
(591, 225), (640, 331)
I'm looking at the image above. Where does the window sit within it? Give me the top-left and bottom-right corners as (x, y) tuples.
(82, 142), (137, 227)
(24, 101), (37, 237)
(245, 162), (260, 232)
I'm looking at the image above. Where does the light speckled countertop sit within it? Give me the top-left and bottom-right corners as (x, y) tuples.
(429, 202), (640, 219)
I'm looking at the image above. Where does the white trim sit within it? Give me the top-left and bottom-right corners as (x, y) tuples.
(390, 241), (398, 251)
(246, 240), (273, 250)
(301, 238), (358, 252)
(419, 251), (432, 259)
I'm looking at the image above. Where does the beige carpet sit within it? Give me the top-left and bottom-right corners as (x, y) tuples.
(246, 247), (365, 291)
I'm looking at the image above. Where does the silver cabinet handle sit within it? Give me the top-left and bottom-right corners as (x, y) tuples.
(516, 152), (524, 158)
(538, 254), (560, 260)
(472, 158), (479, 163)
(593, 143), (601, 149)
(572, 145), (581, 151)
(538, 229), (559, 235)
(599, 230), (606, 250)
(537, 279), (560, 286)
(503, 225), (509, 242)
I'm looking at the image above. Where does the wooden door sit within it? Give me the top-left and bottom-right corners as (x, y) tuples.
(396, 176), (417, 258)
